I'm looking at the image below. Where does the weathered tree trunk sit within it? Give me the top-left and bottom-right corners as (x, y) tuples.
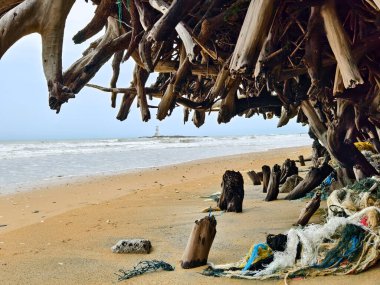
(265, 164), (281, 201)
(218, 170), (244, 213)
(326, 100), (378, 178)
(295, 192), (321, 226)
(285, 163), (333, 200)
(247, 170), (261, 186)
(280, 159), (298, 184)
(180, 215), (216, 269)
(262, 165), (271, 193)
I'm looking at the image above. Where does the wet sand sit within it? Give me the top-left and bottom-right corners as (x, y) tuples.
(0, 146), (379, 284)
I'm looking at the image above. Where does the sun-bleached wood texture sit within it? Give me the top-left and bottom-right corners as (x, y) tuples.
(1, 0), (380, 182)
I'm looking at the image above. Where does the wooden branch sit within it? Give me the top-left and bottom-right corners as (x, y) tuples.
(229, 0), (275, 75)
(285, 163), (333, 200)
(217, 78), (240, 123)
(321, 0), (364, 88)
(295, 192), (321, 226)
(117, 92), (137, 121)
(304, 6), (323, 86)
(148, 0), (197, 62)
(0, 0), (76, 113)
(110, 51), (124, 108)
(133, 65), (151, 121)
(64, 21), (131, 100)
(192, 110), (205, 128)
(300, 100), (328, 146)
(72, 0), (115, 44)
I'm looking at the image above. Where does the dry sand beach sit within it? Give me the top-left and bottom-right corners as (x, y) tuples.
(0, 146), (379, 285)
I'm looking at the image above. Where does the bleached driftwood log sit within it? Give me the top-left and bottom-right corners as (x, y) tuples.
(321, 0), (364, 88)
(0, 0), (76, 112)
(229, 0), (275, 75)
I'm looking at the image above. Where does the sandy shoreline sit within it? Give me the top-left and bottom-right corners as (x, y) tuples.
(0, 146), (379, 284)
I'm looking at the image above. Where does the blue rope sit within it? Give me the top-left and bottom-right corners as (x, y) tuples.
(242, 243), (268, 272)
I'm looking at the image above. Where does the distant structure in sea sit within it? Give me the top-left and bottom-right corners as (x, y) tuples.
(154, 126), (160, 137)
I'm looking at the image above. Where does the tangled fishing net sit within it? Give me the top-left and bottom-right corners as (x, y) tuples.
(116, 260), (174, 281)
(203, 178), (380, 281)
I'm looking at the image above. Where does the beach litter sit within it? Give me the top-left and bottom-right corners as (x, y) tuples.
(116, 260), (174, 281)
(202, 180), (380, 281)
(111, 239), (152, 254)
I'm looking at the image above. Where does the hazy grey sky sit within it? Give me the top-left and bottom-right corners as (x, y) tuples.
(0, 1), (307, 140)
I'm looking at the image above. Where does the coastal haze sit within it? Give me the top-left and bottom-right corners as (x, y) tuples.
(0, 134), (311, 194)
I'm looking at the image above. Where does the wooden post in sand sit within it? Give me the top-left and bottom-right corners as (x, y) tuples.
(262, 165), (271, 193)
(295, 192), (321, 226)
(279, 159), (298, 184)
(218, 170), (244, 212)
(265, 164), (281, 201)
(181, 216), (217, 269)
(298, 155), (306, 166)
(247, 170), (261, 185)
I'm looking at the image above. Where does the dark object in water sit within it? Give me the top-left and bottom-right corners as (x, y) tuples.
(116, 260), (174, 281)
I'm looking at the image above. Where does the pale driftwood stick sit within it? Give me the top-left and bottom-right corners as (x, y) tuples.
(110, 51), (123, 108)
(295, 192), (321, 226)
(133, 65), (151, 122)
(262, 165), (271, 193)
(217, 78), (240, 123)
(247, 170), (261, 186)
(148, 0), (198, 62)
(229, 0), (275, 75)
(301, 100), (328, 146)
(265, 164), (281, 201)
(333, 66), (344, 95)
(285, 163), (333, 200)
(321, 0), (363, 88)
(181, 216), (217, 269)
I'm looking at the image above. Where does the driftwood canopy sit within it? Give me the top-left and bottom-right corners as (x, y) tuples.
(1, 0), (379, 180)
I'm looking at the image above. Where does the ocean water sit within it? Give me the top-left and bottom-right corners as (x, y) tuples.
(0, 134), (312, 194)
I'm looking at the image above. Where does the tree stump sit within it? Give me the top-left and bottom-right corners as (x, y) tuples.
(295, 192), (321, 226)
(218, 170), (244, 212)
(180, 215), (217, 269)
(262, 165), (271, 193)
(298, 155), (306, 166)
(280, 159), (298, 184)
(247, 170), (261, 185)
(285, 162), (333, 200)
(279, 174), (303, 193)
(265, 164), (281, 201)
